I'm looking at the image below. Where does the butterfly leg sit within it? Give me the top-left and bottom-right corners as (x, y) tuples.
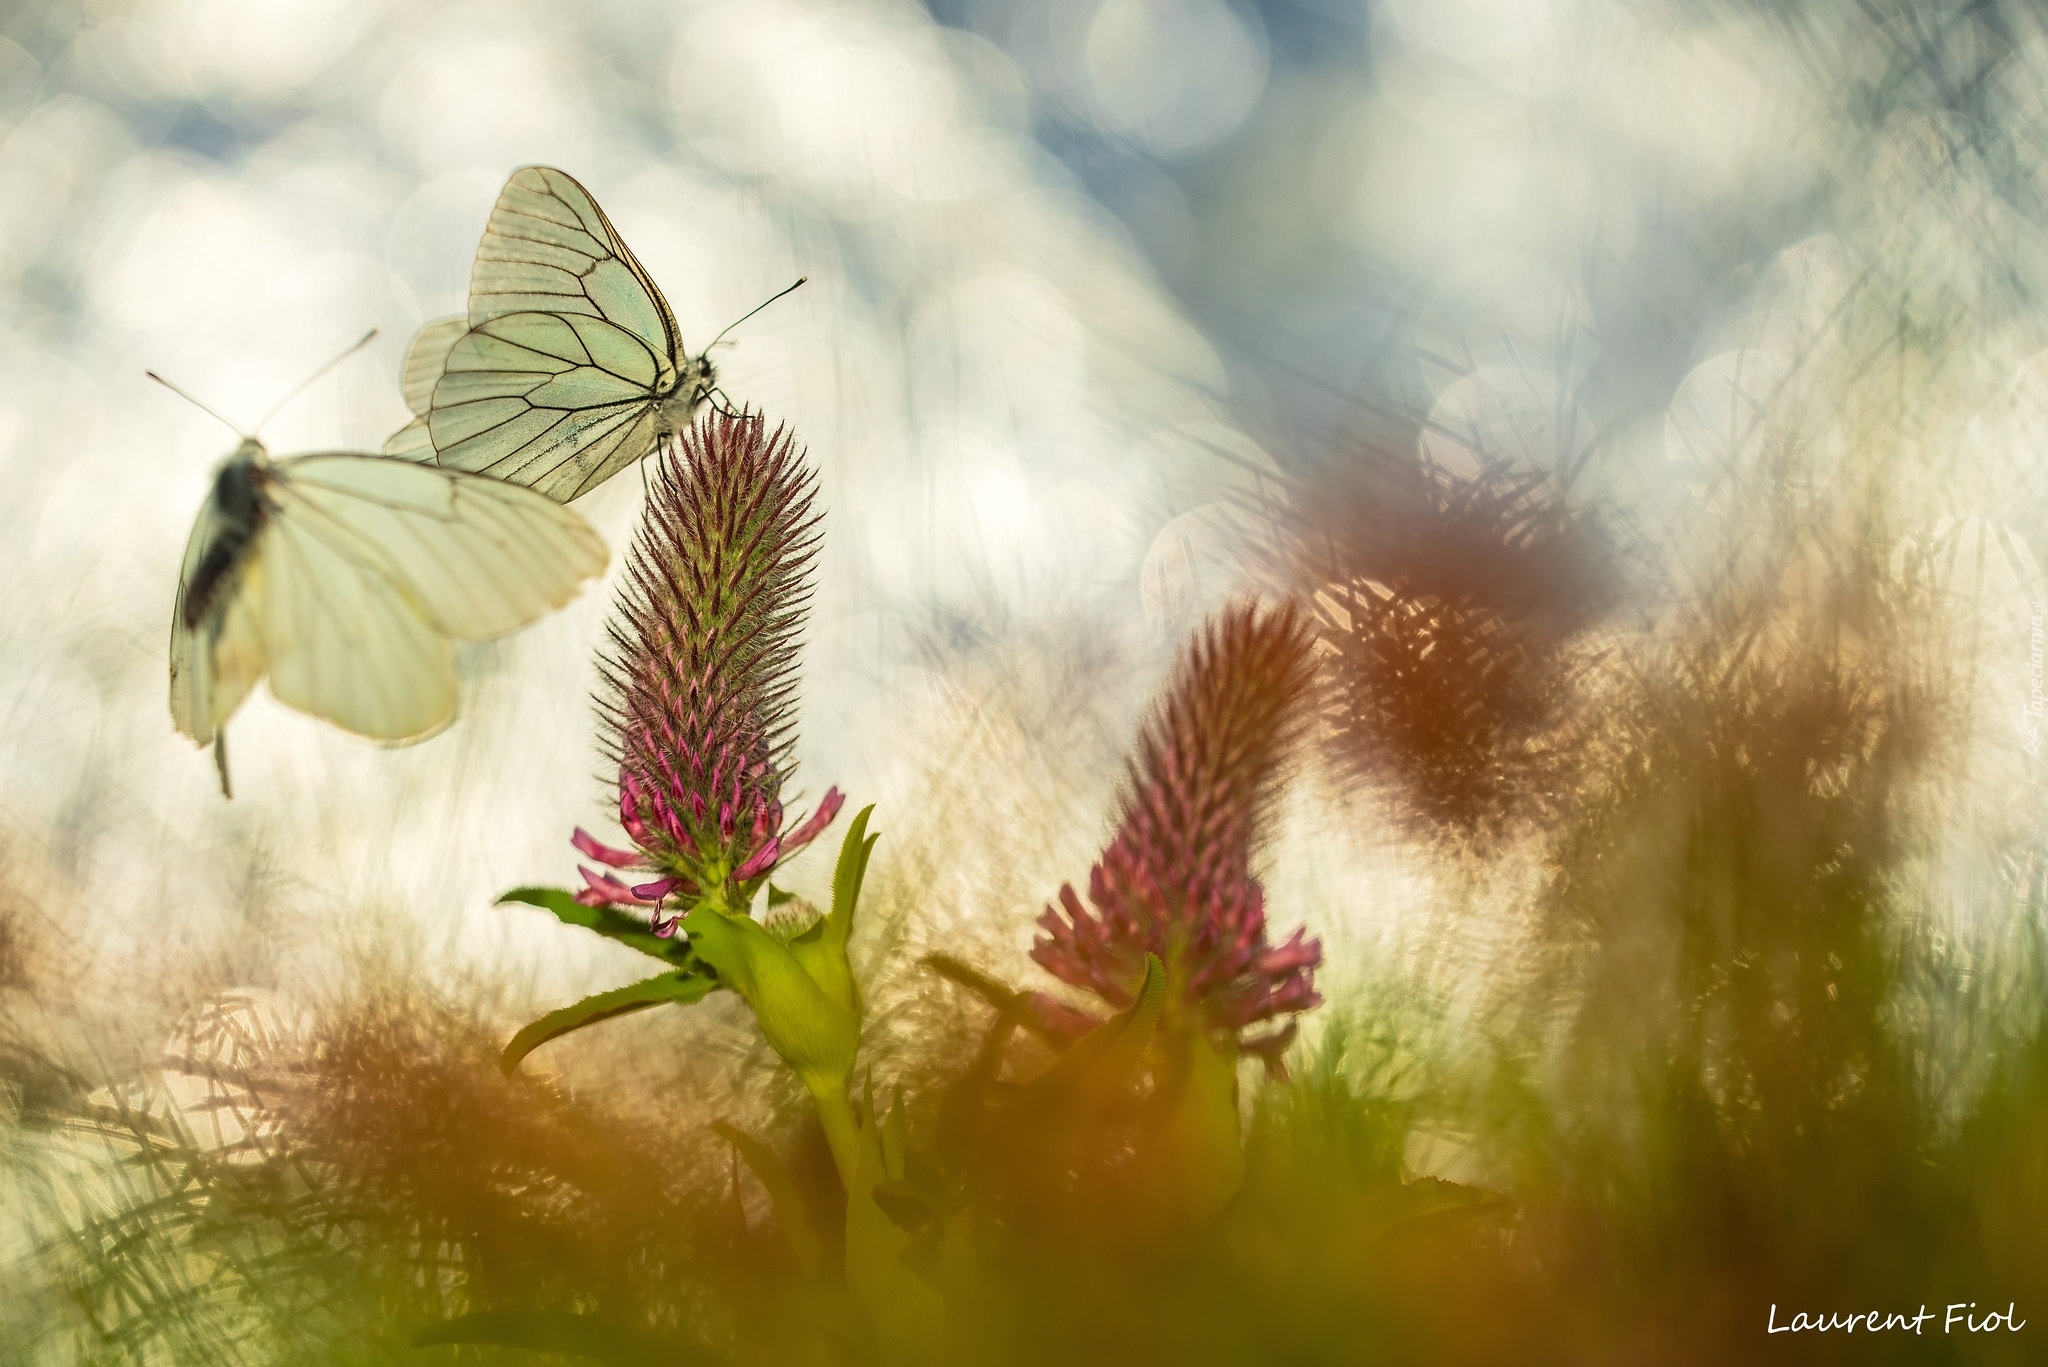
(214, 729), (235, 800)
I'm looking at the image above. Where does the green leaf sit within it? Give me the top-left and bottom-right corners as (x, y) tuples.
(496, 886), (689, 964)
(882, 1087), (909, 1180)
(935, 1012), (1017, 1173)
(920, 952), (1061, 1045)
(500, 970), (717, 1075)
(713, 1121), (823, 1278)
(681, 906), (861, 1098)
(781, 805), (875, 1020)
(870, 1178), (939, 1234)
(683, 806), (876, 1102)
(410, 1309), (721, 1365)
(1025, 953), (1166, 1102)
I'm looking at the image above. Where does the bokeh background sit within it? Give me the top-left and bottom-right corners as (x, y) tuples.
(7, 0), (2048, 1361)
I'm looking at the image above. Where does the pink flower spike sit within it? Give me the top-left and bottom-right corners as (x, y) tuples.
(573, 827), (646, 869)
(578, 865), (652, 906)
(597, 414), (824, 894)
(781, 786), (845, 852)
(631, 876), (682, 901)
(1029, 600), (1322, 1043)
(733, 838), (780, 882)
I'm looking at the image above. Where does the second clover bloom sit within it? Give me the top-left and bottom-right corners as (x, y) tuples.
(570, 410), (841, 927)
(1032, 598), (1324, 1045)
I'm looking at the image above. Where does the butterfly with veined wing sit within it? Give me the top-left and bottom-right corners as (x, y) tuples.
(387, 164), (802, 502)
(160, 343), (609, 797)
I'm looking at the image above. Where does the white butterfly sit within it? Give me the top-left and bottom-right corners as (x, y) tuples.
(165, 363), (609, 795)
(387, 165), (800, 502)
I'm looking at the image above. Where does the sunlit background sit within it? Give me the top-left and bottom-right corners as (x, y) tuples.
(7, 0), (2048, 1360)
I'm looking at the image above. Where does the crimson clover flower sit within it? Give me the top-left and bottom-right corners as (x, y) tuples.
(567, 411), (842, 931)
(1031, 598), (1323, 1051)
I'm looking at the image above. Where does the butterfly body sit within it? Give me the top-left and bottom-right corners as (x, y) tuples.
(658, 355), (718, 436)
(178, 440), (270, 633)
(387, 166), (722, 502)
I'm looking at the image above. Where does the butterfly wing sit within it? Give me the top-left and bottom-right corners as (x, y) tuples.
(470, 165), (682, 381)
(401, 317), (470, 416)
(274, 454), (609, 641)
(424, 309), (665, 501)
(383, 316), (471, 461)
(259, 495), (458, 743)
(248, 453), (607, 744)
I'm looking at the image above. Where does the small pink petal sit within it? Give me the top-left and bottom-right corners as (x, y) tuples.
(631, 876), (681, 901)
(572, 827), (645, 869)
(733, 838), (780, 882)
(620, 779), (652, 845)
(1253, 928), (1322, 976)
(651, 910), (681, 938)
(780, 786), (845, 852)
(578, 865), (652, 906)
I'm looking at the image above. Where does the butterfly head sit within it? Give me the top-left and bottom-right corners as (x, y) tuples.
(658, 353), (718, 435)
(211, 439), (276, 523)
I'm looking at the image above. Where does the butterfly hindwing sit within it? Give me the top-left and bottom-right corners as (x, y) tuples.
(425, 312), (664, 499)
(401, 317), (470, 416)
(384, 317), (470, 462)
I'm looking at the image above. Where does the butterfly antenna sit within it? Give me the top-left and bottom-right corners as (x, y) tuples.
(705, 276), (807, 353)
(145, 371), (244, 438)
(254, 328), (380, 432)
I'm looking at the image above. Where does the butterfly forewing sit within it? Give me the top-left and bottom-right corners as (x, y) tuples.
(471, 166), (681, 376)
(274, 456), (608, 641)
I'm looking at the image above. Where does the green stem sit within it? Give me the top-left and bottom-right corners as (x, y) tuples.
(806, 1074), (861, 1191)
(689, 870), (863, 1189)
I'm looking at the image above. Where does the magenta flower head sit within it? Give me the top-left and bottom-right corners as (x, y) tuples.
(569, 411), (842, 928)
(1031, 598), (1323, 1049)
